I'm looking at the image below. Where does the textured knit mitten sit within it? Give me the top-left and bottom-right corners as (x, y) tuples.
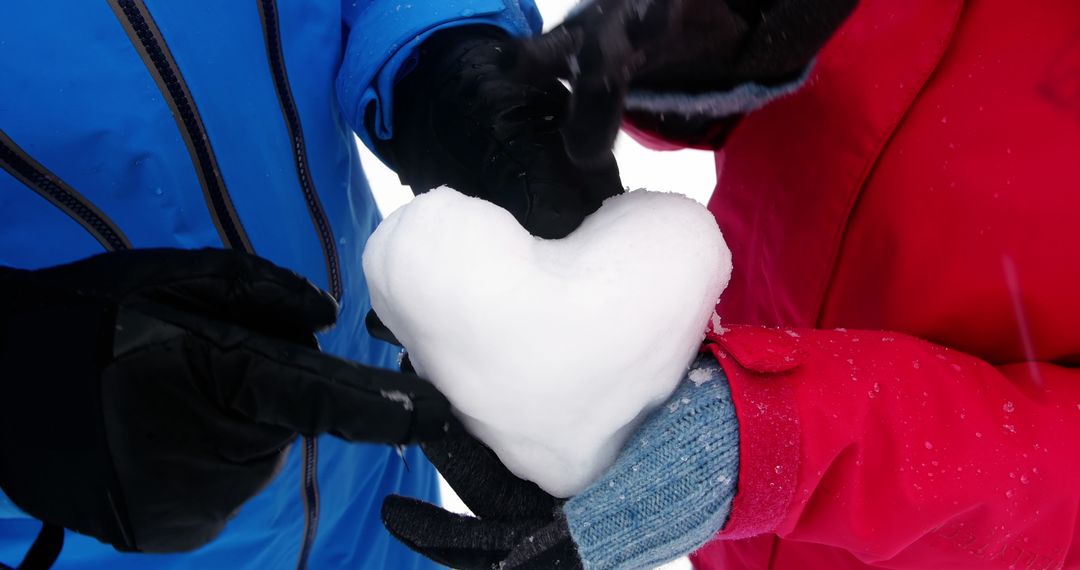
(382, 354), (740, 570)
(563, 355), (739, 569)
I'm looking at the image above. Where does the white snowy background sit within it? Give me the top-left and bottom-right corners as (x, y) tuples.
(359, 1), (716, 567)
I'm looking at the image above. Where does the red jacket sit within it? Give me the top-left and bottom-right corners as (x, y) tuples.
(638, 0), (1080, 567)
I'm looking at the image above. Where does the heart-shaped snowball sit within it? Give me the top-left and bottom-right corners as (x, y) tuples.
(363, 187), (731, 497)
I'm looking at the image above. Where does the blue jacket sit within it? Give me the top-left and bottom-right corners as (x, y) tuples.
(0, 1), (539, 568)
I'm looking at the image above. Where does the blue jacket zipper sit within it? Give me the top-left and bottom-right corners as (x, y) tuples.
(296, 437), (320, 570)
(109, 2), (324, 567)
(0, 128), (131, 252)
(109, 0), (254, 252)
(255, 2), (328, 566)
(256, 0), (343, 302)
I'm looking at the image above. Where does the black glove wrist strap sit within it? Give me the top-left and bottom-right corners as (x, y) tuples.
(0, 523), (64, 570)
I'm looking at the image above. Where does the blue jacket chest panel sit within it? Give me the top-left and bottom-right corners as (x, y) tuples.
(0, 0), (538, 567)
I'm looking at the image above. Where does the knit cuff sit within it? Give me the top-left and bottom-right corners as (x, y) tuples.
(624, 64), (813, 119)
(564, 355), (739, 570)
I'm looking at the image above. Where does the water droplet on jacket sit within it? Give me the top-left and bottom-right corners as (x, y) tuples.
(1003, 401), (1015, 413)
(461, 8), (475, 16)
(924, 441), (934, 450)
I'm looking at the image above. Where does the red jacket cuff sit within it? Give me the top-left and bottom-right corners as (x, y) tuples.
(704, 325), (805, 539)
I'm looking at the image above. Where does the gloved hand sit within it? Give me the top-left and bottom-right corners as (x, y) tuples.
(519, 0), (859, 164)
(375, 26), (624, 239)
(0, 249), (453, 554)
(383, 432), (576, 570)
(382, 356), (740, 570)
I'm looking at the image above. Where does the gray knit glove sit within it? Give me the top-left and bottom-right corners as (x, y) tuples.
(382, 355), (740, 570)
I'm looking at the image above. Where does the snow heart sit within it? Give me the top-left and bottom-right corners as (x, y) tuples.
(363, 187), (731, 497)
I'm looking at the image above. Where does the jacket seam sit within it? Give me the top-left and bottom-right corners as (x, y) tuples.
(256, 0), (343, 302)
(812, 0), (966, 326)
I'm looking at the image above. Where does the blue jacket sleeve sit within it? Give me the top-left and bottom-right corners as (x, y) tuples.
(337, 0), (542, 151)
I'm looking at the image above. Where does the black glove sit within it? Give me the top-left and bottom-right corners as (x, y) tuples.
(381, 433), (581, 570)
(520, 0), (859, 165)
(368, 310), (577, 568)
(375, 26), (624, 239)
(0, 249), (453, 554)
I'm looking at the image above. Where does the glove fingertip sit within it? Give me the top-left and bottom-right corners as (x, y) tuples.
(303, 285), (339, 330)
(380, 494), (416, 523)
(563, 132), (620, 171)
(516, 26), (580, 77)
(380, 496), (425, 539)
(365, 310), (402, 346)
(380, 495), (474, 546)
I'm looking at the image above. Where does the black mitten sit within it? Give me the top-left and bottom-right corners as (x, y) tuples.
(520, 0), (859, 163)
(382, 433), (581, 570)
(376, 26), (624, 239)
(0, 249), (452, 554)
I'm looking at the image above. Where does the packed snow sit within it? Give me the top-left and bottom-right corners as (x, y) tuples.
(363, 187), (731, 496)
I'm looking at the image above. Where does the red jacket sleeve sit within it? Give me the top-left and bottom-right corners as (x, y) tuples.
(621, 112), (744, 152)
(702, 325), (1080, 568)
